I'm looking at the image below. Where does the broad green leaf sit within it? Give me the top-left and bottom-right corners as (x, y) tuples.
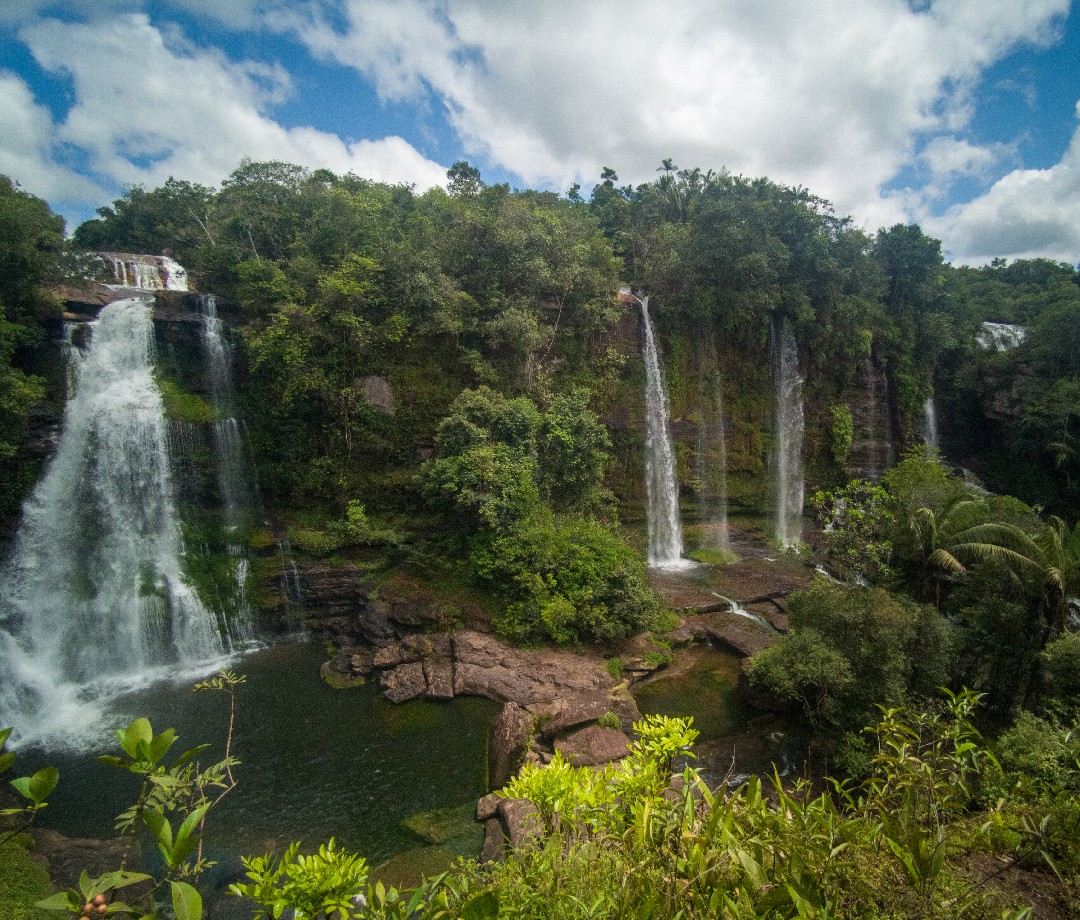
(171, 880), (203, 920)
(172, 743), (211, 769)
(143, 809), (173, 857)
(35, 891), (79, 911)
(97, 755), (125, 768)
(29, 766), (59, 802)
(0, 751), (14, 774)
(176, 803), (210, 846)
(148, 727), (178, 765)
(0, 727), (11, 747)
(9, 776), (32, 800)
(119, 718), (153, 758)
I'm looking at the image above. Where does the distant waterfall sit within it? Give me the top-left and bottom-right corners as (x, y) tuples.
(102, 253), (189, 291)
(638, 295), (686, 568)
(771, 316), (804, 548)
(924, 397), (940, 451)
(0, 298), (231, 747)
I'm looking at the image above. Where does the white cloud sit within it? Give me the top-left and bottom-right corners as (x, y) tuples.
(14, 13), (447, 213)
(282, 0), (1069, 238)
(926, 115), (1080, 266)
(0, 71), (105, 207)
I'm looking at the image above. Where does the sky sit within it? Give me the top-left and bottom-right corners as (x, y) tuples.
(1, 0), (1079, 267)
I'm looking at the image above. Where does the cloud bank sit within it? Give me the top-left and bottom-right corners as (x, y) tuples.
(0, 0), (1076, 264)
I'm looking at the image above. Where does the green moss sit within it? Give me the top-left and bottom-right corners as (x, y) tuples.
(687, 546), (739, 566)
(0, 836), (52, 920)
(155, 375), (215, 423)
(321, 669), (366, 690)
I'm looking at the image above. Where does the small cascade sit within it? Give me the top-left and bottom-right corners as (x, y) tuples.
(102, 252), (189, 291)
(277, 537), (306, 631)
(850, 358), (895, 481)
(0, 297), (230, 747)
(771, 316), (804, 548)
(637, 294), (689, 568)
(923, 397), (940, 451)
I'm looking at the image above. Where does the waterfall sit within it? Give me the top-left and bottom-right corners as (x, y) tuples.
(0, 297), (231, 748)
(638, 295), (688, 568)
(197, 294), (256, 639)
(771, 316), (804, 548)
(924, 397), (940, 451)
(695, 397), (730, 550)
(102, 253), (189, 291)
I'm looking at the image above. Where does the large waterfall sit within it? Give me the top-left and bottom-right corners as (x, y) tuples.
(0, 297), (233, 747)
(638, 295), (688, 568)
(771, 316), (805, 548)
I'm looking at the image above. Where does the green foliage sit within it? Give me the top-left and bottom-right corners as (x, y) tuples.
(476, 510), (662, 644)
(229, 838), (369, 920)
(155, 376), (215, 424)
(749, 580), (950, 737)
(828, 404), (854, 468)
(810, 478), (894, 582)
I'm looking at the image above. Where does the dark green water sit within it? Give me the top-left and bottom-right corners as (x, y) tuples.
(634, 644), (797, 785)
(21, 641), (497, 894)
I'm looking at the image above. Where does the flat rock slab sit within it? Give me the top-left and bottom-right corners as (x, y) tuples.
(554, 724), (632, 767)
(451, 630), (613, 705)
(671, 611), (778, 658)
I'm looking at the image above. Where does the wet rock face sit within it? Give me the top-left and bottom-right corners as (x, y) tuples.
(489, 702), (533, 789)
(360, 375), (396, 415)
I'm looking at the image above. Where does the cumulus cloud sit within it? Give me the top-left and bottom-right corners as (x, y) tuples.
(281, 0), (1069, 235)
(13, 13), (447, 218)
(926, 113), (1080, 266)
(0, 71), (106, 207)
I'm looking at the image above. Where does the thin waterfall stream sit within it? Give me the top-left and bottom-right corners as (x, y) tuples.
(637, 293), (692, 569)
(771, 316), (805, 548)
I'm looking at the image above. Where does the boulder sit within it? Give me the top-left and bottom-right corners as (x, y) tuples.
(488, 702), (533, 789)
(554, 724), (631, 767)
(476, 792), (502, 822)
(423, 658), (455, 701)
(379, 662), (427, 703)
(496, 798), (543, 851)
(537, 696), (611, 741)
(480, 818), (505, 864)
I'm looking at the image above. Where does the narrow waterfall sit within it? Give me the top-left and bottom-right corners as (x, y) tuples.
(0, 297), (231, 747)
(197, 293), (256, 639)
(924, 397), (940, 451)
(695, 397), (730, 550)
(638, 295), (687, 568)
(771, 316), (805, 548)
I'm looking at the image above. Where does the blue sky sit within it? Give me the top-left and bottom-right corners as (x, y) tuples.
(1, 0), (1078, 266)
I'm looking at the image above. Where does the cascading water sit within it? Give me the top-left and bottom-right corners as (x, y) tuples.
(771, 316), (805, 548)
(924, 397), (940, 451)
(0, 297), (232, 748)
(638, 294), (688, 568)
(103, 253), (189, 291)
